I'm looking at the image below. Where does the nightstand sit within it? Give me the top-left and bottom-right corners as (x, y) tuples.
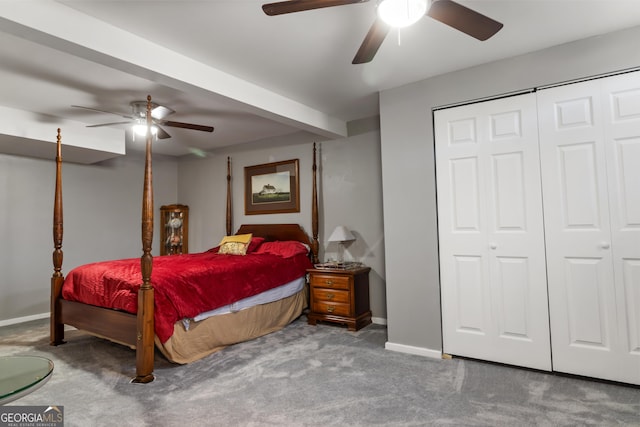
(307, 266), (372, 331)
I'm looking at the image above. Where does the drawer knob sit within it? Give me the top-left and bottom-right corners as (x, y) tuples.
(325, 280), (334, 286)
(327, 293), (335, 300)
(327, 306), (335, 313)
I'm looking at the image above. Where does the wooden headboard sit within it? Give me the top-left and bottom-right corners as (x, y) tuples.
(236, 223), (318, 262)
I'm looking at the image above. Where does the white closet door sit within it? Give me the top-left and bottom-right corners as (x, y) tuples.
(601, 72), (640, 384)
(436, 93), (551, 370)
(537, 72), (640, 385)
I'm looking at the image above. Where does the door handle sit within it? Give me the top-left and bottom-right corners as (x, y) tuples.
(600, 242), (610, 249)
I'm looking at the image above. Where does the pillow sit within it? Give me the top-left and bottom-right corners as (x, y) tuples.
(247, 236), (265, 253)
(218, 233), (252, 255)
(218, 233), (252, 245)
(254, 240), (309, 258)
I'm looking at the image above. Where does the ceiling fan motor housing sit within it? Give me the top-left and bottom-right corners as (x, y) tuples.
(130, 101), (175, 120)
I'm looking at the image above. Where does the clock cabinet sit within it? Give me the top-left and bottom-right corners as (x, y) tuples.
(160, 204), (189, 255)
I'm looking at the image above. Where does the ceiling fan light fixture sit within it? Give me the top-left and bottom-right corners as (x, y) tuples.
(133, 123), (158, 137)
(377, 0), (427, 28)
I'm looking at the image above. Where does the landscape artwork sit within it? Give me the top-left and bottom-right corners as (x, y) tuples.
(244, 159), (299, 215)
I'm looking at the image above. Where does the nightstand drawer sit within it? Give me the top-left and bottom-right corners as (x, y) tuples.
(312, 301), (350, 317)
(310, 274), (350, 290)
(312, 288), (350, 304)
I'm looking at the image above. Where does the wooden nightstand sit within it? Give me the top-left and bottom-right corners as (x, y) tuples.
(307, 266), (372, 331)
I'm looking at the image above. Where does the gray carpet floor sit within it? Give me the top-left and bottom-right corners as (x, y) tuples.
(1, 316), (638, 427)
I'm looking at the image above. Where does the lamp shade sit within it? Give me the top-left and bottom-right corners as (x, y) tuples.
(328, 226), (355, 243)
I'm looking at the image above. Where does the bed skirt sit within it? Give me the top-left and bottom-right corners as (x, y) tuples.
(155, 288), (308, 364)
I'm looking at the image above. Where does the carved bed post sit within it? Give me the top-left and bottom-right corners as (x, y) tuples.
(311, 143), (319, 264)
(133, 95), (155, 383)
(226, 156), (232, 236)
(50, 128), (65, 346)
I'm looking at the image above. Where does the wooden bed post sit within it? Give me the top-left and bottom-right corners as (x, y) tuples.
(311, 143), (319, 264)
(133, 95), (155, 383)
(226, 156), (232, 236)
(50, 128), (65, 346)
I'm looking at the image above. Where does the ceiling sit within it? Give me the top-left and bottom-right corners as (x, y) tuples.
(1, 0), (640, 159)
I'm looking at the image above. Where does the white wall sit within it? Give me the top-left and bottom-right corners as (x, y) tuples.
(0, 150), (178, 324)
(380, 26), (640, 353)
(178, 123), (387, 319)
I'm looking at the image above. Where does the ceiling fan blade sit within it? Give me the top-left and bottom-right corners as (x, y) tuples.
(71, 105), (135, 120)
(352, 18), (390, 64)
(156, 125), (171, 140)
(158, 120), (214, 133)
(262, 0), (368, 16)
(151, 105), (175, 120)
(86, 121), (132, 128)
(427, 0), (503, 41)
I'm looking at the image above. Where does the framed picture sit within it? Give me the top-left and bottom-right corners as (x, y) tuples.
(244, 159), (300, 215)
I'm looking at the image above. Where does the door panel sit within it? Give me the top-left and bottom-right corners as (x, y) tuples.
(494, 256), (531, 339)
(453, 255), (486, 333)
(538, 72), (640, 385)
(557, 142), (602, 229)
(563, 256), (611, 348)
(602, 72), (640, 384)
(450, 157), (481, 231)
(436, 93), (551, 370)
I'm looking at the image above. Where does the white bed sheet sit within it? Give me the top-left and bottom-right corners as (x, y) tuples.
(182, 276), (306, 329)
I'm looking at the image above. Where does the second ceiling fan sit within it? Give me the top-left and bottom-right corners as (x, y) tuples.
(72, 100), (214, 140)
(262, 0), (503, 64)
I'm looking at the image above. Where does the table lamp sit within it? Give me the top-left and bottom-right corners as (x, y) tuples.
(328, 226), (355, 264)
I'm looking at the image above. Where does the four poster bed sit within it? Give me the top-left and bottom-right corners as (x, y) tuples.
(50, 96), (320, 383)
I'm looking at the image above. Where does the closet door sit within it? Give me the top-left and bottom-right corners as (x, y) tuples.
(602, 73), (640, 385)
(537, 72), (640, 385)
(435, 93), (551, 370)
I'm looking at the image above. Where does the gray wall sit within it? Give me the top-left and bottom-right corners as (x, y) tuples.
(0, 151), (178, 324)
(177, 123), (387, 320)
(1, 118), (385, 325)
(380, 26), (640, 353)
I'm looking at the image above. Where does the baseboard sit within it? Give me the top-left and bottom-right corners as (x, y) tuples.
(0, 312), (49, 328)
(385, 341), (442, 359)
(371, 316), (387, 325)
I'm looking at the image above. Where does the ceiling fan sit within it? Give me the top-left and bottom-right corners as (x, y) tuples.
(262, 0), (503, 64)
(72, 100), (214, 140)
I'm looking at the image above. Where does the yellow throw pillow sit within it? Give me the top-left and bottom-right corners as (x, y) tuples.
(218, 233), (252, 245)
(218, 233), (252, 255)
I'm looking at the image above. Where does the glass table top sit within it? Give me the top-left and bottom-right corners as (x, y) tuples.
(0, 356), (54, 404)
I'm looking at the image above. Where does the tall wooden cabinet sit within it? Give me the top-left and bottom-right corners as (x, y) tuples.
(160, 204), (188, 255)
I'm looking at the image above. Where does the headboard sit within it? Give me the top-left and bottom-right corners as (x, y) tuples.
(236, 223), (317, 262)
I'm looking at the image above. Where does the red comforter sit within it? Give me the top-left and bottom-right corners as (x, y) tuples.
(61, 250), (312, 342)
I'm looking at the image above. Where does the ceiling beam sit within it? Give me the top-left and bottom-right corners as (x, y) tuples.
(0, 1), (348, 139)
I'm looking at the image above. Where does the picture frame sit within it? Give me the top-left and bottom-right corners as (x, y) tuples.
(244, 159), (300, 215)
